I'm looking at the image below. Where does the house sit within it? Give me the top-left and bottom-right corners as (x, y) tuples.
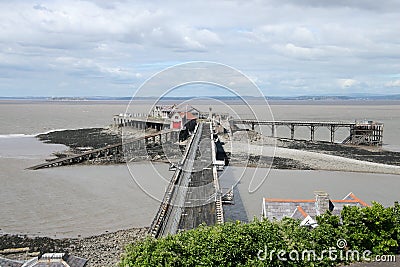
(0, 253), (87, 267)
(170, 111), (197, 130)
(262, 191), (368, 228)
(151, 105), (177, 119)
(150, 104), (202, 120)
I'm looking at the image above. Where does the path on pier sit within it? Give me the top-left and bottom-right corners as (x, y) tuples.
(149, 122), (224, 237)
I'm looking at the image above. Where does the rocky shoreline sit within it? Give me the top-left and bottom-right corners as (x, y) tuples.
(0, 228), (147, 267)
(37, 126), (184, 164)
(35, 127), (315, 170)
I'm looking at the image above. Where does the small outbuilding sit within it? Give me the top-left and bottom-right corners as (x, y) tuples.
(170, 112), (197, 130)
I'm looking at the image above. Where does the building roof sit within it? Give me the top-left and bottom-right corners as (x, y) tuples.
(262, 192), (368, 223)
(157, 105), (176, 112)
(0, 253), (88, 267)
(0, 257), (24, 267)
(179, 112), (197, 120)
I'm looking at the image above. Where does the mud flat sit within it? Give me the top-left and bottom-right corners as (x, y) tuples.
(222, 131), (400, 174)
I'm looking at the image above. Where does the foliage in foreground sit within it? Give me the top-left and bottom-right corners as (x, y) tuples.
(120, 202), (400, 267)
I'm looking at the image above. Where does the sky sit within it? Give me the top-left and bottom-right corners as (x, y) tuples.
(0, 0), (399, 97)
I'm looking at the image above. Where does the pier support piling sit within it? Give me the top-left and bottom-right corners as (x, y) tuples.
(330, 125), (336, 143)
(290, 124), (295, 139)
(310, 126), (315, 142)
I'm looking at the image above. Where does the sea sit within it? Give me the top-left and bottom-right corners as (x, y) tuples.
(0, 100), (399, 237)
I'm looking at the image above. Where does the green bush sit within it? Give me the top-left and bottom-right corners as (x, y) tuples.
(120, 203), (400, 267)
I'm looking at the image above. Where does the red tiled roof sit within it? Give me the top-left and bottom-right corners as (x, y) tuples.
(296, 206), (309, 218)
(179, 112), (197, 120)
(348, 192), (369, 207)
(263, 192), (368, 206)
(262, 192), (368, 221)
(264, 198), (315, 203)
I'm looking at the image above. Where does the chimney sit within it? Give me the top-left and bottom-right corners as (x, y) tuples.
(314, 191), (330, 215)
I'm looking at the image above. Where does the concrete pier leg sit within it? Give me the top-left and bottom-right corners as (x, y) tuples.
(251, 123), (255, 131)
(271, 125), (275, 137)
(330, 125), (335, 143)
(311, 126), (315, 142)
(290, 125), (295, 139)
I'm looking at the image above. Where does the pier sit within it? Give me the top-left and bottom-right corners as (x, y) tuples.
(113, 115), (169, 131)
(28, 130), (178, 170)
(149, 122), (224, 238)
(231, 119), (383, 146)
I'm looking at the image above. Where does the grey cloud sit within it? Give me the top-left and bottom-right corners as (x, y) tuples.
(0, 0), (399, 96)
(269, 0), (400, 13)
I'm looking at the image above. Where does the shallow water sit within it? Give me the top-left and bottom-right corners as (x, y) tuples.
(0, 136), (169, 238)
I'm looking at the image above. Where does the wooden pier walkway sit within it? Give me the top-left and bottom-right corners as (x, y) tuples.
(149, 122), (224, 238)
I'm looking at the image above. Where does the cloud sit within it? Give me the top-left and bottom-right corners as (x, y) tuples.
(385, 80), (400, 87)
(274, 43), (324, 60)
(269, 0), (400, 13)
(0, 0), (399, 96)
(337, 79), (359, 88)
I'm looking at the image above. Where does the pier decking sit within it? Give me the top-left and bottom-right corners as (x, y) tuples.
(149, 122), (224, 238)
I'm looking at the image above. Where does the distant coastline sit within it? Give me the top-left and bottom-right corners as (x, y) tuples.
(1, 96), (400, 107)
(1, 94), (400, 101)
